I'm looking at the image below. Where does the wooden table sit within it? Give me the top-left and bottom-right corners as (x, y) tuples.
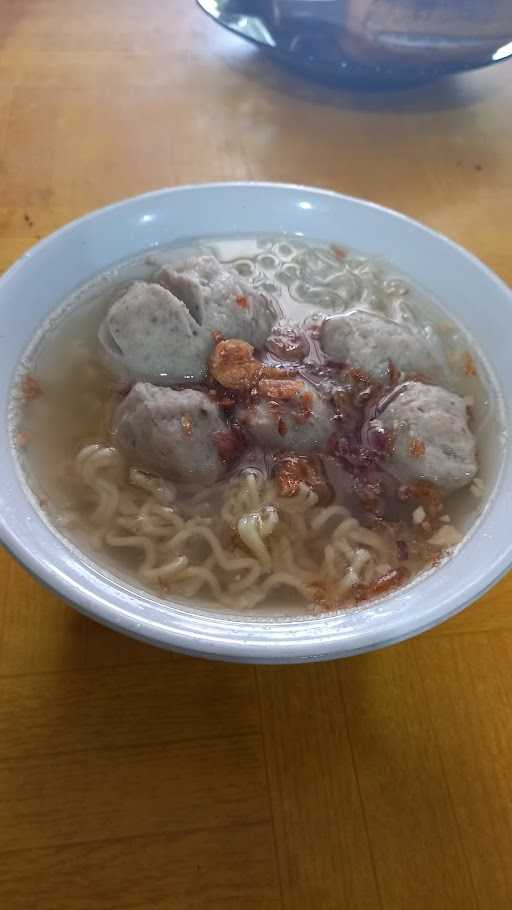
(1, 3), (512, 908)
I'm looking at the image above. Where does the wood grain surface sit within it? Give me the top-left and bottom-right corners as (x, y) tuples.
(1, 2), (512, 908)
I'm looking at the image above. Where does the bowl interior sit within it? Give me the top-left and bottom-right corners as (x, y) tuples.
(197, 0), (512, 88)
(0, 183), (511, 662)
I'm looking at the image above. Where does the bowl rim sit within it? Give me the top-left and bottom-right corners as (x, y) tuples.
(1, 181), (511, 663)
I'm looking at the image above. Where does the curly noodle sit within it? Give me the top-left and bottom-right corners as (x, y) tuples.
(71, 444), (400, 610)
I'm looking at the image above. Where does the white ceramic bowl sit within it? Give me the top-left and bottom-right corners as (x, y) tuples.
(0, 183), (511, 663)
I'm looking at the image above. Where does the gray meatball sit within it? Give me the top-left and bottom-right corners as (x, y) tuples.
(239, 381), (334, 454)
(114, 384), (226, 485)
(158, 255), (277, 348)
(377, 381), (477, 492)
(99, 281), (211, 385)
(320, 310), (432, 379)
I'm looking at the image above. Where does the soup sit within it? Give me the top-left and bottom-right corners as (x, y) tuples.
(11, 235), (499, 613)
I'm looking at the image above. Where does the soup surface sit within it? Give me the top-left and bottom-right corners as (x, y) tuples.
(11, 235), (499, 613)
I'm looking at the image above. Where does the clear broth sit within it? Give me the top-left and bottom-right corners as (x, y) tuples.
(11, 234), (503, 615)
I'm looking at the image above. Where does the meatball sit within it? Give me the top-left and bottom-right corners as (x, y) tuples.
(114, 384), (227, 485)
(239, 380), (334, 454)
(320, 310), (432, 379)
(98, 281), (211, 385)
(375, 381), (477, 492)
(158, 255), (278, 348)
